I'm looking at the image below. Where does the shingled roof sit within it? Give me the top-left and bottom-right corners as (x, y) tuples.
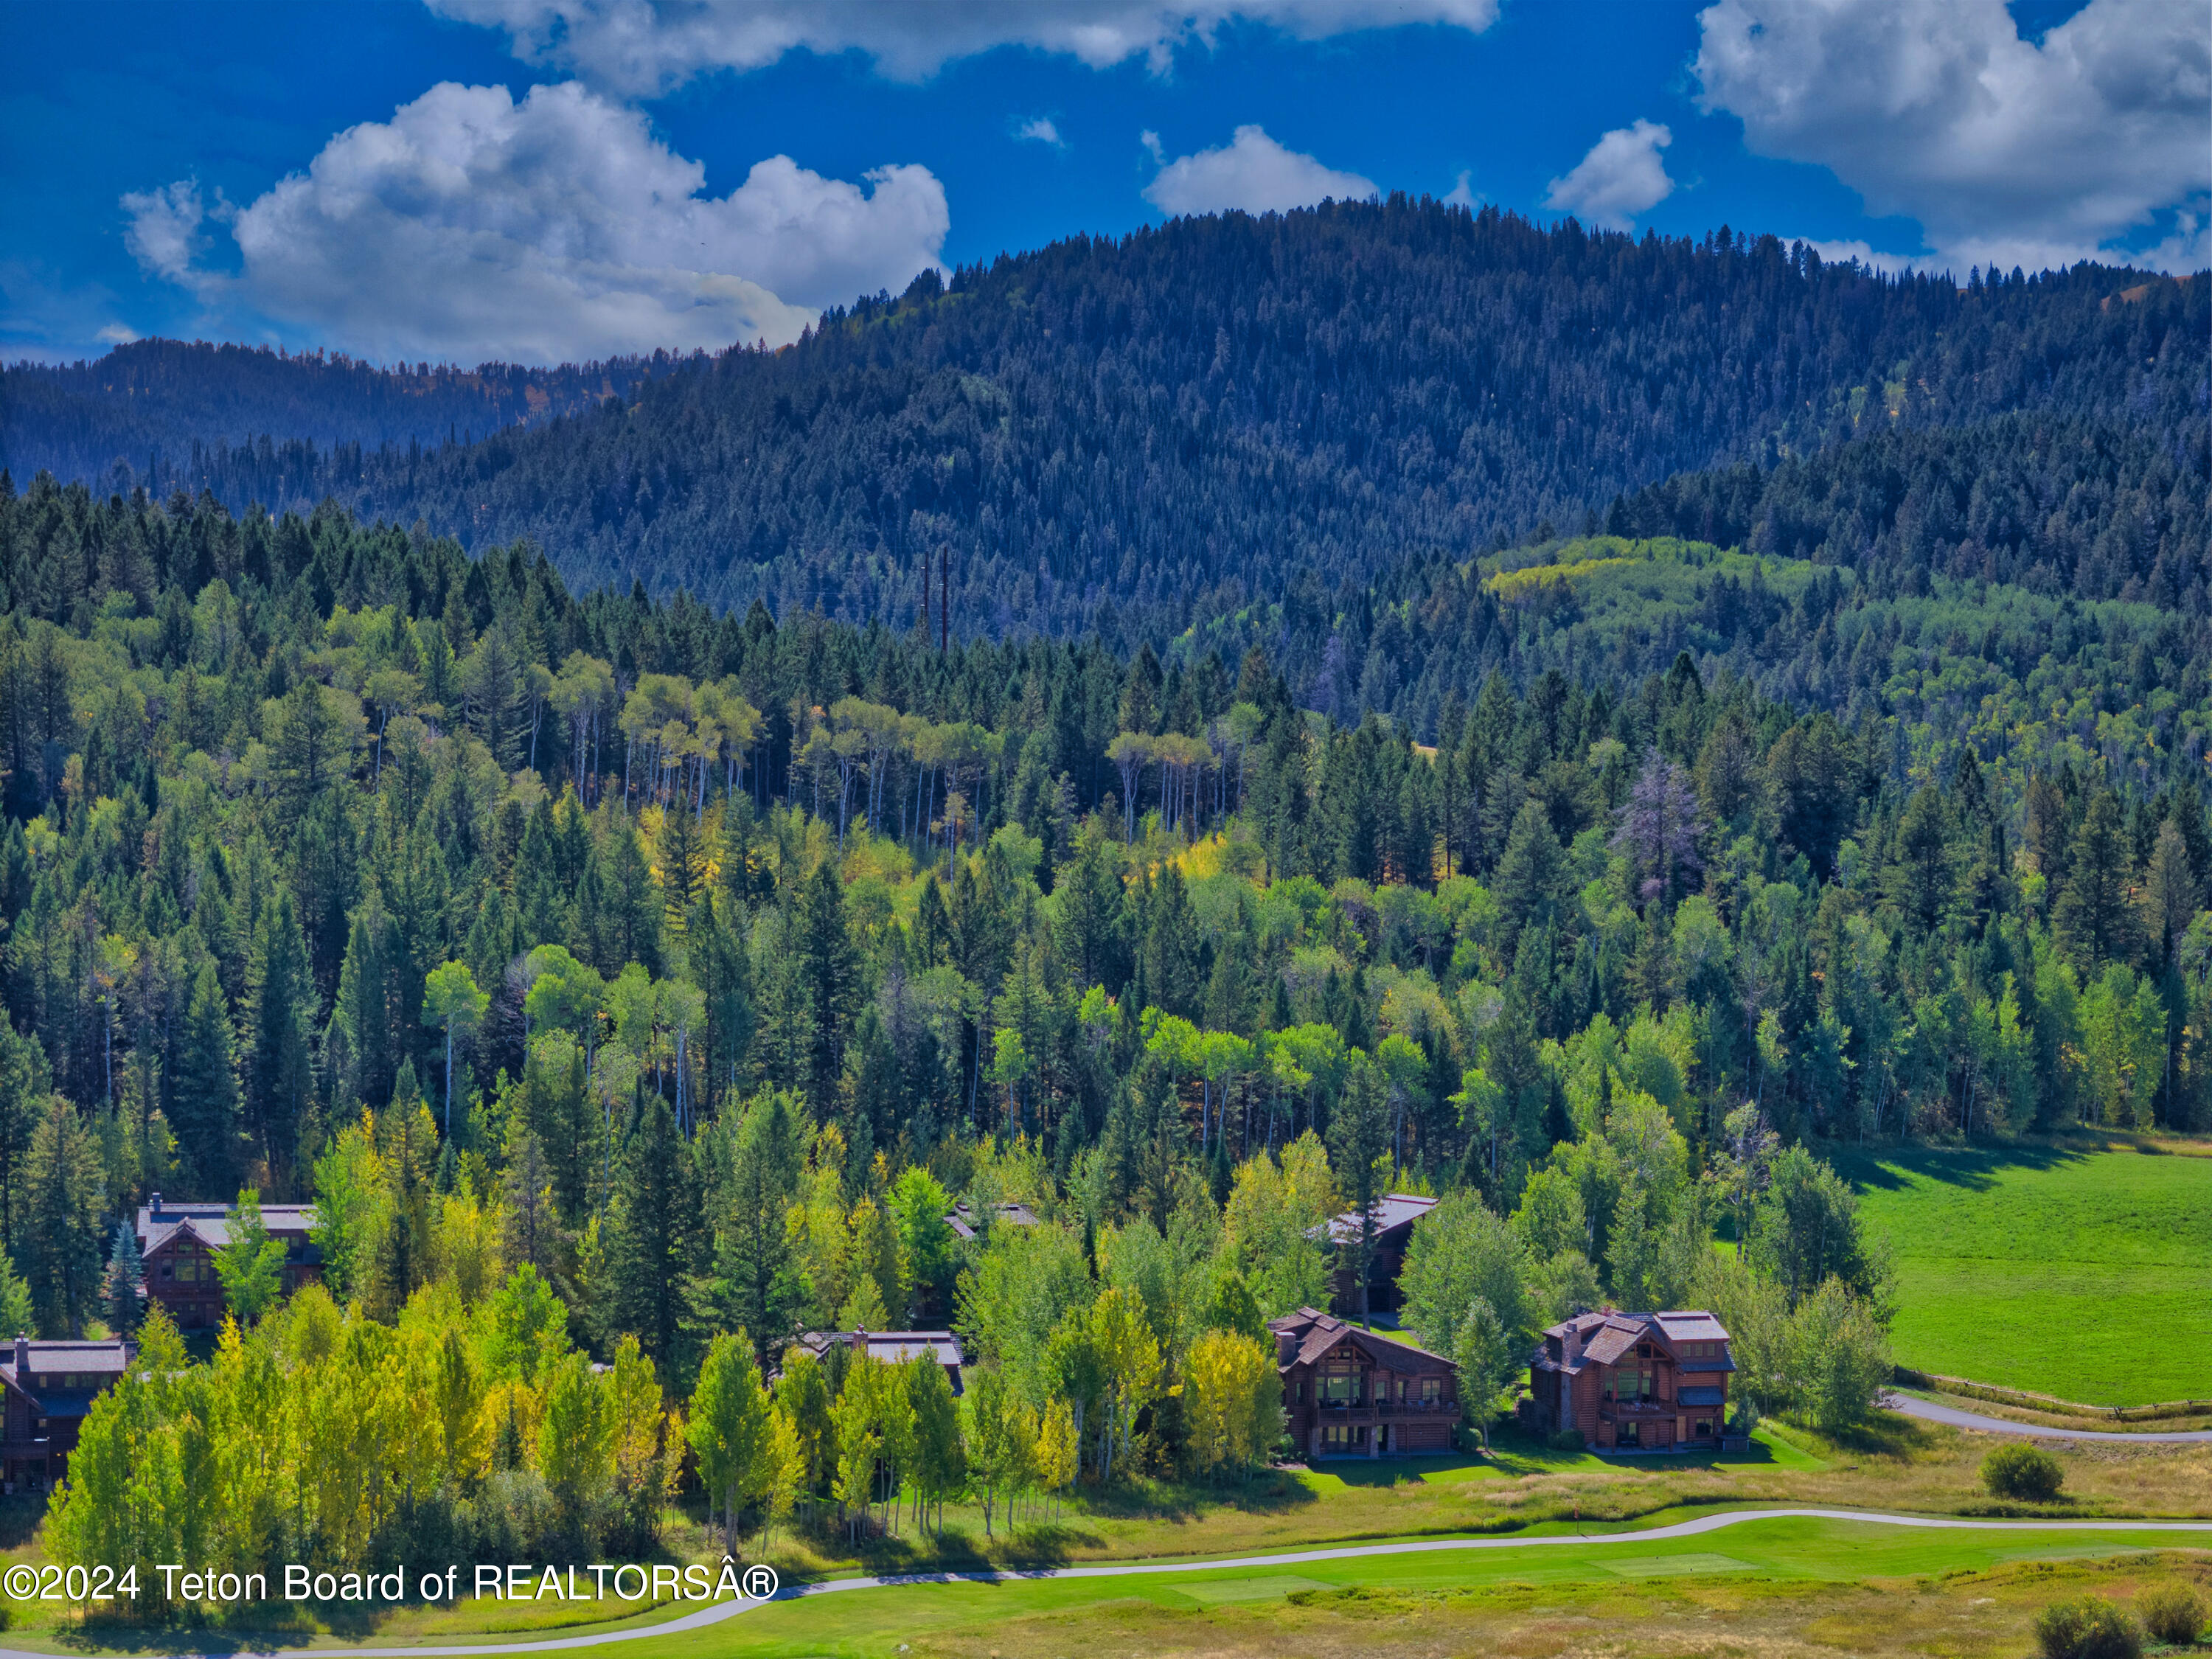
(1267, 1307), (1451, 1373)
(136, 1196), (319, 1259)
(1533, 1309), (1731, 1374)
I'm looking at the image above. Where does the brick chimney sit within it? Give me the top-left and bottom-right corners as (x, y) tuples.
(1277, 1329), (1298, 1367)
(12, 1335), (26, 1374)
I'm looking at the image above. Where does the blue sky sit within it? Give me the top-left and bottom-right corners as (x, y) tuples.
(3, 0), (2204, 366)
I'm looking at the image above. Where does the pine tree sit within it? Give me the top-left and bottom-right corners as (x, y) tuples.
(2054, 790), (2139, 972)
(245, 890), (315, 1177)
(172, 960), (243, 1196)
(799, 860), (860, 1116)
(703, 1089), (804, 1366)
(368, 1075), (439, 1315)
(602, 818), (663, 975)
(23, 1101), (102, 1337)
(657, 804), (708, 928)
(602, 1094), (698, 1376)
(0, 1013), (44, 1262)
(1329, 1052), (1390, 1326)
(101, 1218), (142, 1336)
(501, 1124), (569, 1275)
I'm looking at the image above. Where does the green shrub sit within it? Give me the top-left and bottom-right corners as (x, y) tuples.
(2139, 1583), (2205, 1646)
(1547, 1428), (1586, 1452)
(1983, 1442), (2065, 1501)
(2035, 1596), (2142, 1659)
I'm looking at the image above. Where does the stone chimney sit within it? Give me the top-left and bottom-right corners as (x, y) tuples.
(12, 1335), (26, 1374)
(1277, 1329), (1298, 1367)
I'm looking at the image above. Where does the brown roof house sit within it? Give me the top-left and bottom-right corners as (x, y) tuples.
(1271, 1307), (1458, 1459)
(135, 1194), (321, 1329)
(1526, 1310), (1739, 1452)
(1, 1335), (131, 1492)
(1326, 1192), (1438, 1315)
(788, 1329), (967, 1394)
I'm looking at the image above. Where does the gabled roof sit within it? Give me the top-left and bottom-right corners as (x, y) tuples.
(1267, 1307), (1450, 1373)
(137, 1203), (319, 1260)
(942, 1201), (1041, 1242)
(1534, 1309), (1731, 1374)
(1324, 1192), (1438, 1244)
(0, 1339), (131, 1413)
(1581, 1321), (1644, 1366)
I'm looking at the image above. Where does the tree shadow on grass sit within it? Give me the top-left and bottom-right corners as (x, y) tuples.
(1067, 1468), (1319, 1525)
(1310, 1454), (1495, 1488)
(0, 1492), (46, 1550)
(1827, 1138), (2096, 1196)
(1830, 1410), (1946, 1460)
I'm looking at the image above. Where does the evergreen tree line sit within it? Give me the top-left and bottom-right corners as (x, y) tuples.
(1, 338), (681, 491)
(9, 201), (2198, 648)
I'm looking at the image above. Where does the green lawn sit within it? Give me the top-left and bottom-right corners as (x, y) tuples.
(1834, 1140), (2212, 1405)
(650, 1514), (2211, 1657)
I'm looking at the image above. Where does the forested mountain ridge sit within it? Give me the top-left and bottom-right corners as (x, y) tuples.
(1203, 411), (2211, 752)
(1, 338), (681, 488)
(7, 201), (2201, 648)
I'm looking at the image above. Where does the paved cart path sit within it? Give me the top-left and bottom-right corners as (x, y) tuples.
(11, 1507), (2208, 1659)
(1881, 1390), (2212, 1441)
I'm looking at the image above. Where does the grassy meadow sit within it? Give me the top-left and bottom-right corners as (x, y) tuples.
(652, 1518), (2212, 1659)
(1834, 1136), (2212, 1405)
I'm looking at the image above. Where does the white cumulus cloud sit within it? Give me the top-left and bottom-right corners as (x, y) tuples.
(119, 80), (948, 364)
(1013, 116), (1065, 147)
(429, 0), (1499, 92)
(119, 179), (222, 285)
(1543, 119), (1674, 231)
(1694, 0), (2211, 274)
(1143, 125), (1375, 218)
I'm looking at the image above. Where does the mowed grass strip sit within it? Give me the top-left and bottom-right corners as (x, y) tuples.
(1836, 1141), (2212, 1405)
(647, 1517), (2212, 1658)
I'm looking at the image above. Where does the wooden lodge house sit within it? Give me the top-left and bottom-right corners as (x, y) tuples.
(134, 1194), (322, 1329)
(1, 1335), (131, 1492)
(1525, 1310), (1739, 1452)
(1325, 1193), (1437, 1315)
(1271, 1307), (1458, 1458)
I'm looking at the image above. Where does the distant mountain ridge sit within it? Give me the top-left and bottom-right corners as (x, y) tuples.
(1, 337), (685, 486)
(2, 202), (2202, 651)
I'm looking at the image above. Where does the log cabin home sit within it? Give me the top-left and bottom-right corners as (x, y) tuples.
(1271, 1307), (1458, 1458)
(1324, 1192), (1439, 1315)
(1, 1335), (131, 1492)
(135, 1194), (322, 1329)
(1526, 1309), (1738, 1451)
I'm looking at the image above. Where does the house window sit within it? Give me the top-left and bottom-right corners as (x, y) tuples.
(1420, 1377), (1442, 1404)
(1320, 1372), (1360, 1405)
(1695, 1420), (1713, 1439)
(1396, 1378), (1406, 1402)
